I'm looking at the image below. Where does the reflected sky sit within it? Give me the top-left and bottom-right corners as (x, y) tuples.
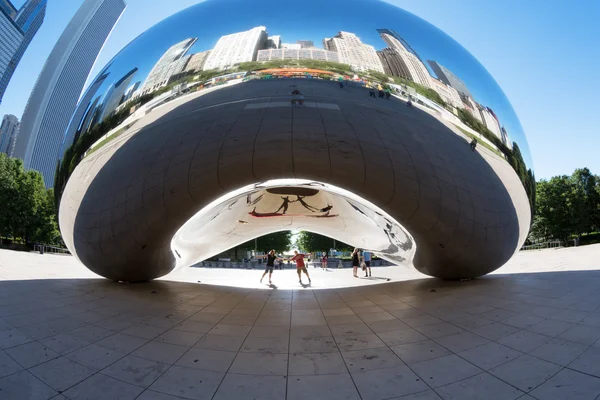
(74, 0), (532, 167)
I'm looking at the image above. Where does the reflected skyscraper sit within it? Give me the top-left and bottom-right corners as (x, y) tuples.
(323, 31), (384, 72)
(140, 38), (196, 95)
(378, 29), (431, 88)
(0, 0), (46, 104)
(203, 26), (267, 71)
(14, 0), (125, 188)
(99, 67), (137, 121)
(0, 114), (19, 156)
(427, 60), (473, 99)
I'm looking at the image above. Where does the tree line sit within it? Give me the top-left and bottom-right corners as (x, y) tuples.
(0, 153), (61, 246)
(528, 167), (600, 245)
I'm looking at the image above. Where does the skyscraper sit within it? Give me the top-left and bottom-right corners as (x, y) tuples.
(296, 40), (314, 49)
(98, 67), (137, 121)
(0, 0), (46, 104)
(14, 0), (126, 188)
(427, 60), (473, 99)
(323, 31), (383, 73)
(0, 114), (19, 156)
(377, 48), (411, 80)
(203, 26), (268, 71)
(378, 30), (431, 88)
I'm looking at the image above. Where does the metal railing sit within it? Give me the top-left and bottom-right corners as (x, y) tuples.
(34, 245), (71, 255)
(520, 240), (562, 251)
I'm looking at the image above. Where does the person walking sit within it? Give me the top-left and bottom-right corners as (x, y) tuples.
(362, 250), (372, 277)
(352, 248), (361, 278)
(321, 252), (328, 270)
(290, 250), (312, 285)
(258, 250), (280, 284)
(290, 88), (305, 106)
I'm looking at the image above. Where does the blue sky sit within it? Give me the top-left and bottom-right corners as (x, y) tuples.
(1, 0), (598, 180)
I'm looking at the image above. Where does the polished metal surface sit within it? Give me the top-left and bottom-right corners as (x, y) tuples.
(57, 0), (534, 282)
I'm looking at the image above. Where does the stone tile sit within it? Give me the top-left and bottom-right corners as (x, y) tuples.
(530, 338), (587, 366)
(391, 340), (451, 364)
(360, 312), (396, 323)
(352, 365), (428, 399)
(229, 352), (288, 375)
(414, 322), (464, 339)
(213, 373), (286, 400)
(132, 341), (189, 364)
(342, 347), (404, 372)
(5, 341), (59, 369)
(155, 329), (203, 347)
(497, 329), (551, 353)
(377, 328), (427, 346)
(102, 355), (169, 388)
(176, 348), (236, 372)
(322, 307), (355, 317)
(557, 324), (600, 345)
(290, 336), (338, 353)
(366, 319), (410, 333)
(208, 324), (252, 337)
(501, 314), (545, 329)
(40, 333), (90, 355)
(402, 314), (442, 328)
(137, 390), (185, 400)
(29, 357), (94, 392)
(65, 344), (124, 370)
(121, 324), (167, 340)
(394, 390), (443, 399)
(290, 325), (331, 338)
(149, 365), (223, 400)
(63, 373), (144, 400)
(0, 349), (23, 378)
(194, 334), (244, 352)
(335, 333), (386, 352)
(69, 325), (114, 343)
(458, 342), (522, 370)
(325, 315), (362, 325)
(96, 332), (148, 353)
(241, 335), (289, 353)
(489, 354), (562, 392)
(433, 331), (490, 353)
(527, 319), (574, 337)
(0, 370), (57, 400)
(479, 308), (519, 322)
(551, 310), (589, 324)
(530, 369), (600, 400)
(436, 372), (524, 400)
(412, 354), (482, 388)
(288, 352), (347, 375)
(288, 374), (360, 400)
(174, 320), (215, 334)
(329, 322), (373, 337)
(470, 322), (521, 341)
(0, 328), (32, 349)
(248, 325), (289, 338)
(451, 316), (493, 331)
(568, 346), (600, 377)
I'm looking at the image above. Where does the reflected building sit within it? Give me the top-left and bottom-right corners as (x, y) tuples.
(0, 114), (19, 156)
(203, 26), (267, 71)
(429, 78), (463, 108)
(14, 0), (125, 188)
(296, 40), (315, 49)
(428, 60), (473, 99)
(257, 48), (339, 62)
(479, 105), (502, 139)
(62, 68), (110, 157)
(0, 0), (46, 105)
(378, 29), (431, 88)
(140, 38), (196, 95)
(98, 67), (137, 121)
(323, 31), (384, 72)
(183, 50), (211, 73)
(377, 48), (411, 80)
(266, 35), (280, 49)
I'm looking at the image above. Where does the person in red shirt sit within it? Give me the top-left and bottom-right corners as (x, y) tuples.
(290, 250), (312, 285)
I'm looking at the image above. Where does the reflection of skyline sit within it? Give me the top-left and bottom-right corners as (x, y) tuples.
(72, 0), (531, 166)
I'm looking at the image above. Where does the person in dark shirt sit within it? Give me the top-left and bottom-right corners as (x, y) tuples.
(352, 248), (360, 278)
(258, 250), (280, 284)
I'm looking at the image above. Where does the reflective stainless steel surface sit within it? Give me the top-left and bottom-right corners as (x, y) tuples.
(57, 0), (534, 281)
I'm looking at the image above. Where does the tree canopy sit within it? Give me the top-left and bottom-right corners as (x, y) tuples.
(0, 153), (61, 245)
(240, 231), (293, 254)
(295, 231), (352, 255)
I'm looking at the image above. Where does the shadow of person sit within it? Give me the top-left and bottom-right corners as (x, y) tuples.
(268, 283), (278, 289)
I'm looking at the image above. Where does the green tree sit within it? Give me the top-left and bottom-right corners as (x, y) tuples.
(530, 176), (576, 243)
(240, 231), (292, 254)
(295, 231), (352, 255)
(570, 168), (600, 235)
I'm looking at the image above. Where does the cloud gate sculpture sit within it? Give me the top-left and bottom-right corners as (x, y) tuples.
(57, 0), (534, 282)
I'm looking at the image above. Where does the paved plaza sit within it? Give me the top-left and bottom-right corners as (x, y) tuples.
(1, 246), (600, 399)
